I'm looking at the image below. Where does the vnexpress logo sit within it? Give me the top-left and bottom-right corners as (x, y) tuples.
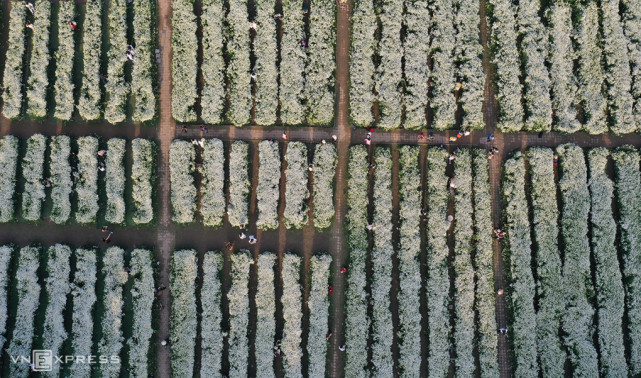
(32, 350), (53, 372)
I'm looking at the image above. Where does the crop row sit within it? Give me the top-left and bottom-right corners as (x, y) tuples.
(344, 146), (498, 376)
(488, 0), (640, 133)
(350, 0), (484, 130)
(504, 144), (641, 376)
(2, 0), (156, 122)
(0, 245), (155, 378)
(171, 0), (335, 126)
(169, 139), (336, 229)
(170, 249), (332, 376)
(0, 134), (155, 225)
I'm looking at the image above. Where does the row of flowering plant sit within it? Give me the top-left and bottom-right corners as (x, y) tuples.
(69, 249), (97, 377)
(283, 142), (309, 229)
(307, 254), (331, 377)
(349, 0), (376, 127)
(41, 245), (71, 377)
(105, 0), (129, 124)
(0, 137), (18, 222)
(53, 1), (76, 120)
(127, 249), (155, 378)
(228, 251), (252, 376)
(429, 0), (458, 130)
(228, 141), (250, 227)
(0, 246), (11, 355)
(49, 136), (73, 221)
(171, 0), (198, 122)
(131, 138), (155, 224)
(344, 145), (370, 377)
(2, 2), (26, 119)
(612, 147), (641, 375)
(253, 0), (279, 125)
(25, 0), (51, 118)
(105, 138), (126, 224)
(281, 253), (303, 376)
(199, 139), (225, 227)
(170, 250), (198, 377)
(256, 141), (281, 230)
(587, 148), (628, 376)
(170, 140), (197, 223)
(279, 0), (307, 125)
(375, 1), (402, 129)
(200, 0), (225, 124)
(131, 0), (156, 122)
(78, 0), (103, 120)
(21, 134), (47, 221)
(75, 136), (99, 224)
(255, 253), (276, 376)
(312, 143), (336, 229)
(226, 0), (252, 125)
(403, 1), (429, 129)
(503, 152), (539, 376)
(455, 0), (484, 130)
(397, 146), (422, 375)
(200, 251), (223, 376)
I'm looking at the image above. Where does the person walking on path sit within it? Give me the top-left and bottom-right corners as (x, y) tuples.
(26, 2), (35, 14)
(68, 20), (79, 31)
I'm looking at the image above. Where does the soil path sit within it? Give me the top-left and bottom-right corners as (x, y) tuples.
(155, 1), (175, 377)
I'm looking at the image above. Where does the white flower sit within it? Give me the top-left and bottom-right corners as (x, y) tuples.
(344, 146), (370, 377)
(200, 0), (225, 124)
(622, 0), (641, 126)
(228, 141), (250, 227)
(612, 147), (641, 375)
(257, 141), (281, 230)
(576, 4), (607, 134)
(78, 0), (103, 120)
(557, 144), (598, 376)
(305, 0), (335, 125)
(255, 253), (276, 378)
(0, 246), (13, 357)
(69, 249), (97, 377)
(503, 152), (538, 377)
(349, 0), (376, 127)
(376, 1), (403, 129)
(98, 247), (127, 377)
(105, 0), (129, 124)
(425, 147), (452, 377)
(131, 138), (155, 224)
(25, 0), (51, 118)
(283, 142), (309, 229)
(254, 0), (279, 125)
(171, 0), (198, 122)
(307, 255), (331, 377)
(281, 253), (303, 377)
(49, 136), (72, 224)
(279, 0), (307, 125)
(21, 134), (47, 221)
(430, 0), (458, 130)
(6, 246), (40, 377)
(127, 249), (155, 378)
(2, 4), (26, 119)
(199, 139), (225, 227)
(312, 143), (336, 230)
(53, 1), (76, 121)
(171, 250), (198, 377)
(526, 147), (564, 377)
(228, 251), (252, 377)
(75, 136), (99, 224)
(488, 0), (524, 131)
(0, 136), (19, 222)
(587, 148), (628, 376)
(403, 0), (430, 129)
(105, 138), (126, 224)
(226, 0), (252, 125)
(370, 148), (393, 374)
(200, 251), (224, 376)
(41, 245), (71, 377)
(170, 140), (197, 223)
(132, 0), (156, 122)
(471, 150), (499, 377)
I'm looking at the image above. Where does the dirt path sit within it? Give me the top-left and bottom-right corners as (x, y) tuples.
(155, 1), (175, 377)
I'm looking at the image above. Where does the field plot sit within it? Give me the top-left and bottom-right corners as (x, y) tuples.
(2, 0), (157, 123)
(503, 144), (641, 376)
(350, 0), (484, 130)
(169, 138), (336, 229)
(171, 0), (336, 126)
(170, 249), (332, 377)
(0, 134), (156, 226)
(344, 145), (498, 376)
(488, 0), (641, 133)
(0, 245), (155, 378)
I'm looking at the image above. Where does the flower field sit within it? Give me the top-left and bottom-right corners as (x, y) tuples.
(171, 0), (335, 126)
(488, 0), (640, 133)
(0, 245), (155, 377)
(503, 144), (641, 376)
(169, 139), (336, 229)
(350, 0), (484, 130)
(170, 249), (332, 376)
(2, 0), (157, 122)
(344, 146), (497, 376)
(0, 135), (156, 225)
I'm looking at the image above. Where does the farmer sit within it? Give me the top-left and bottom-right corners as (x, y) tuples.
(201, 126), (208, 133)
(225, 241), (235, 251)
(308, 164), (313, 172)
(340, 267), (347, 274)
(248, 235), (257, 244)
(449, 136), (457, 142)
(301, 39), (307, 47)
(282, 132), (287, 140)
(332, 134), (338, 142)
(103, 232), (113, 243)
(239, 232), (247, 239)
(365, 138), (371, 146)
(448, 154), (456, 163)
(366, 224), (374, 231)
(274, 13), (283, 20)
(69, 20), (79, 31)
(419, 132), (424, 139)
(553, 155), (559, 166)
(26, 23), (34, 30)
(328, 285), (333, 294)
(339, 345), (346, 352)
(26, 3), (35, 14)
(249, 21), (258, 30)
(251, 72), (257, 82)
